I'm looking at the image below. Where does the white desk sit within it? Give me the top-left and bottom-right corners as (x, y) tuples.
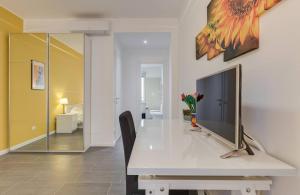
(127, 120), (296, 195)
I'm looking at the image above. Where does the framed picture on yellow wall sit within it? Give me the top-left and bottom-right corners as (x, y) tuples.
(31, 60), (45, 90)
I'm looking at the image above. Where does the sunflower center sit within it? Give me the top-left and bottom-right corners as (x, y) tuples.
(228, 0), (256, 17)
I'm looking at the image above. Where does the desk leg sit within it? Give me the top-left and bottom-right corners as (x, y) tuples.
(145, 185), (169, 195)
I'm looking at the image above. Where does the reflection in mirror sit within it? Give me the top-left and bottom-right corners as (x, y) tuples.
(141, 64), (164, 120)
(9, 33), (48, 151)
(48, 33), (84, 151)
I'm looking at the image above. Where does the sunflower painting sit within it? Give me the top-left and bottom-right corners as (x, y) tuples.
(196, 0), (281, 62)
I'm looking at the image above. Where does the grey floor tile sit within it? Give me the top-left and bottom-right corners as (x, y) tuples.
(31, 170), (80, 183)
(0, 140), (127, 195)
(0, 154), (40, 164)
(75, 170), (123, 184)
(15, 129), (84, 152)
(0, 163), (48, 173)
(55, 183), (111, 195)
(0, 183), (15, 195)
(0, 169), (39, 178)
(0, 175), (34, 186)
(108, 183), (126, 195)
(3, 181), (62, 195)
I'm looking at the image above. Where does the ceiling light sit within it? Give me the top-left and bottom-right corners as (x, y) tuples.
(143, 40), (148, 44)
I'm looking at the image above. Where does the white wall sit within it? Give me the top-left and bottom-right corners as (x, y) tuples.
(120, 48), (170, 125)
(178, 0), (300, 195)
(113, 38), (123, 143)
(90, 35), (115, 146)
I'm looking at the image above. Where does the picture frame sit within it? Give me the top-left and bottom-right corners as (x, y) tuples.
(195, 0), (281, 62)
(31, 60), (45, 90)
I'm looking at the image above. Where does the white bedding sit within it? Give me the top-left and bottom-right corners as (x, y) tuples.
(65, 104), (83, 126)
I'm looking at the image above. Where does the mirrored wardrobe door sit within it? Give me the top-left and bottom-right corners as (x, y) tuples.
(9, 33), (49, 152)
(48, 33), (84, 151)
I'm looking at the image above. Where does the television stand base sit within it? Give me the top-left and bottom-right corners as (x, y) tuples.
(220, 149), (247, 159)
(220, 139), (255, 159)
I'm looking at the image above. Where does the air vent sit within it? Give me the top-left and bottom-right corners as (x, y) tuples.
(24, 19), (111, 35)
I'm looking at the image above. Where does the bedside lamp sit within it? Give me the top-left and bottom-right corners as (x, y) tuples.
(59, 98), (69, 114)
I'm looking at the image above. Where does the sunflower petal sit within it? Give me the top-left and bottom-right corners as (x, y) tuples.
(240, 16), (251, 45)
(251, 17), (259, 39)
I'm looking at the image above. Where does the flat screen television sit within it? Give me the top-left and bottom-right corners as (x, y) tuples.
(196, 65), (243, 150)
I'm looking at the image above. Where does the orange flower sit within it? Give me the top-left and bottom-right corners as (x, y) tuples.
(196, 0), (281, 61)
(265, 0), (281, 9)
(211, 0), (281, 49)
(196, 31), (209, 59)
(211, 0), (262, 48)
(258, 0), (281, 15)
(196, 23), (224, 60)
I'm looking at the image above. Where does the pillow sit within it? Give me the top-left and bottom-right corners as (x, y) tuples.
(70, 106), (83, 115)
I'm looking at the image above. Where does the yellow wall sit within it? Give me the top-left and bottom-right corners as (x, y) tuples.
(0, 7), (23, 150)
(9, 33), (48, 147)
(49, 37), (84, 132)
(1, 7), (83, 149)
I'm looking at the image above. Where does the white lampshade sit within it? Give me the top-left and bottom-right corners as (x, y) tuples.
(59, 98), (69, 105)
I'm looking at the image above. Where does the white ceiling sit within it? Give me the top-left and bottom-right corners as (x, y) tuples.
(116, 32), (171, 49)
(51, 33), (84, 54)
(0, 0), (188, 19)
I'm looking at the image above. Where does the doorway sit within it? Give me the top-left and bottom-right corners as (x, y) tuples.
(114, 32), (171, 132)
(141, 64), (164, 119)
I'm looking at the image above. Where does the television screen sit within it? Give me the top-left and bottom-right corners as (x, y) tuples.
(196, 65), (241, 148)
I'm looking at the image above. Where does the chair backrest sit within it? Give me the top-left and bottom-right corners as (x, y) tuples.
(119, 111), (143, 195)
(119, 111), (136, 168)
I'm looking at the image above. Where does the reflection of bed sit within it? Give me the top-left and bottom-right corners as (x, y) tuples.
(65, 104), (83, 128)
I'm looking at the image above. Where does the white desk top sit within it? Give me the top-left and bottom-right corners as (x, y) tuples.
(127, 120), (296, 177)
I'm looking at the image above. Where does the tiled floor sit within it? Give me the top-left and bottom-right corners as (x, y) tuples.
(0, 139), (126, 195)
(15, 129), (84, 152)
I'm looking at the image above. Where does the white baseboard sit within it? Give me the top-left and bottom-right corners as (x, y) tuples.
(0, 149), (9, 156)
(91, 135), (121, 148)
(50, 131), (55, 135)
(10, 131), (55, 151)
(113, 134), (121, 146)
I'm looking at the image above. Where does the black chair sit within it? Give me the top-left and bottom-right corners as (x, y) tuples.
(119, 111), (197, 195)
(119, 111), (144, 195)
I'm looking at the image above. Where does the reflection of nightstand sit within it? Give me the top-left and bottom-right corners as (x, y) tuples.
(56, 113), (78, 133)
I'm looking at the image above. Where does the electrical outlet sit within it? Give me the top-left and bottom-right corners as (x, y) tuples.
(32, 126), (36, 131)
